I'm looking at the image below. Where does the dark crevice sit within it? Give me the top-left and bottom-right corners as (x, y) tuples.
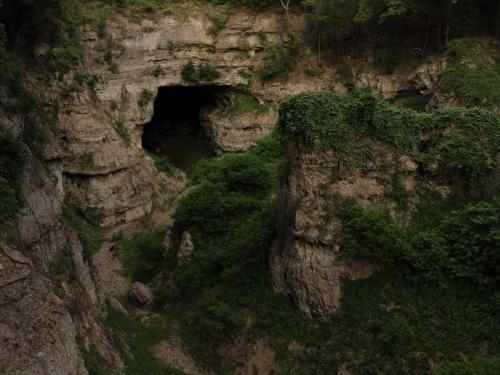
(142, 85), (229, 173)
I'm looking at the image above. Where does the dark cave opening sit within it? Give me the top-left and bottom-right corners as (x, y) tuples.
(142, 85), (227, 173)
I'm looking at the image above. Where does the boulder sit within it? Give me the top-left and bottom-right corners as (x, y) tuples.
(128, 282), (154, 306)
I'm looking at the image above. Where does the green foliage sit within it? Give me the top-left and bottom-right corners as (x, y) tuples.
(436, 356), (500, 375)
(174, 152), (274, 237)
(330, 271), (500, 374)
(151, 65), (162, 77)
(409, 198), (500, 285)
(79, 343), (112, 375)
(207, 5), (231, 35)
(440, 38), (500, 109)
(106, 308), (170, 375)
(164, 135), (291, 365)
(138, 88), (153, 108)
(63, 204), (102, 264)
(339, 196), (500, 288)
(120, 230), (167, 283)
(181, 60), (220, 82)
(223, 93), (266, 117)
(257, 38), (300, 83)
(147, 151), (176, 176)
(180, 60), (197, 81)
(49, 45), (82, 74)
(196, 302), (245, 340)
(279, 90), (500, 182)
(198, 62), (220, 81)
(109, 100), (119, 111)
(338, 199), (408, 263)
(108, 62), (119, 73)
(113, 120), (130, 145)
(387, 175), (413, 210)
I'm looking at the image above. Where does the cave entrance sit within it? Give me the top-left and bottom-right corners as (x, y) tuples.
(142, 85), (226, 173)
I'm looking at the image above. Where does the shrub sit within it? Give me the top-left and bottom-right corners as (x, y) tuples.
(49, 46), (82, 75)
(181, 60), (220, 82)
(338, 199), (408, 263)
(198, 62), (220, 81)
(339, 196), (500, 287)
(437, 199), (500, 284)
(180, 60), (197, 81)
(440, 38), (500, 109)
(257, 38), (300, 82)
(278, 90), (500, 182)
(196, 302), (245, 340)
(190, 153), (272, 194)
(146, 151), (175, 176)
(110, 100), (119, 111)
(151, 65), (162, 77)
(137, 88), (153, 108)
(120, 230), (167, 283)
(224, 93), (265, 117)
(174, 183), (262, 235)
(113, 120), (130, 145)
(207, 7), (231, 36)
(108, 62), (119, 73)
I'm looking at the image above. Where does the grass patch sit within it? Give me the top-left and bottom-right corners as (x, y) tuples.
(138, 88), (153, 108)
(223, 93), (267, 117)
(106, 308), (171, 375)
(146, 151), (176, 176)
(113, 120), (131, 145)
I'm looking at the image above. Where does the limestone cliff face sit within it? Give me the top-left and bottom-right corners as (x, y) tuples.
(62, 8), (445, 226)
(0, 7), (452, 373)
(0, 113), (120, 374)
(270, 138), (448, 319)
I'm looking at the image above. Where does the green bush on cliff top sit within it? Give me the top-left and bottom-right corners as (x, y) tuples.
(278, 90), (500, 182)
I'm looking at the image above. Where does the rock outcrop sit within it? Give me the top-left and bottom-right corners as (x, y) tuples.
(59, 7), (447, 226)
(270, 136), (450, 319)
(200, 105), (278, 154)
(129, 281), (154, 306)
(1, 5), (456, 373)
(270, 141), (389, 319)
(177, 231), (194, 266)
(0, 73), (124, 372)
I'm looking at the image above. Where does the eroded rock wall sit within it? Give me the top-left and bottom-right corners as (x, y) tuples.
(270, 138), (449, 319)
(62, 8), (447, 226)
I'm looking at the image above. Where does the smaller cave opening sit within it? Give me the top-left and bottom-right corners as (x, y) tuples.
(142, 85), (227, 173)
